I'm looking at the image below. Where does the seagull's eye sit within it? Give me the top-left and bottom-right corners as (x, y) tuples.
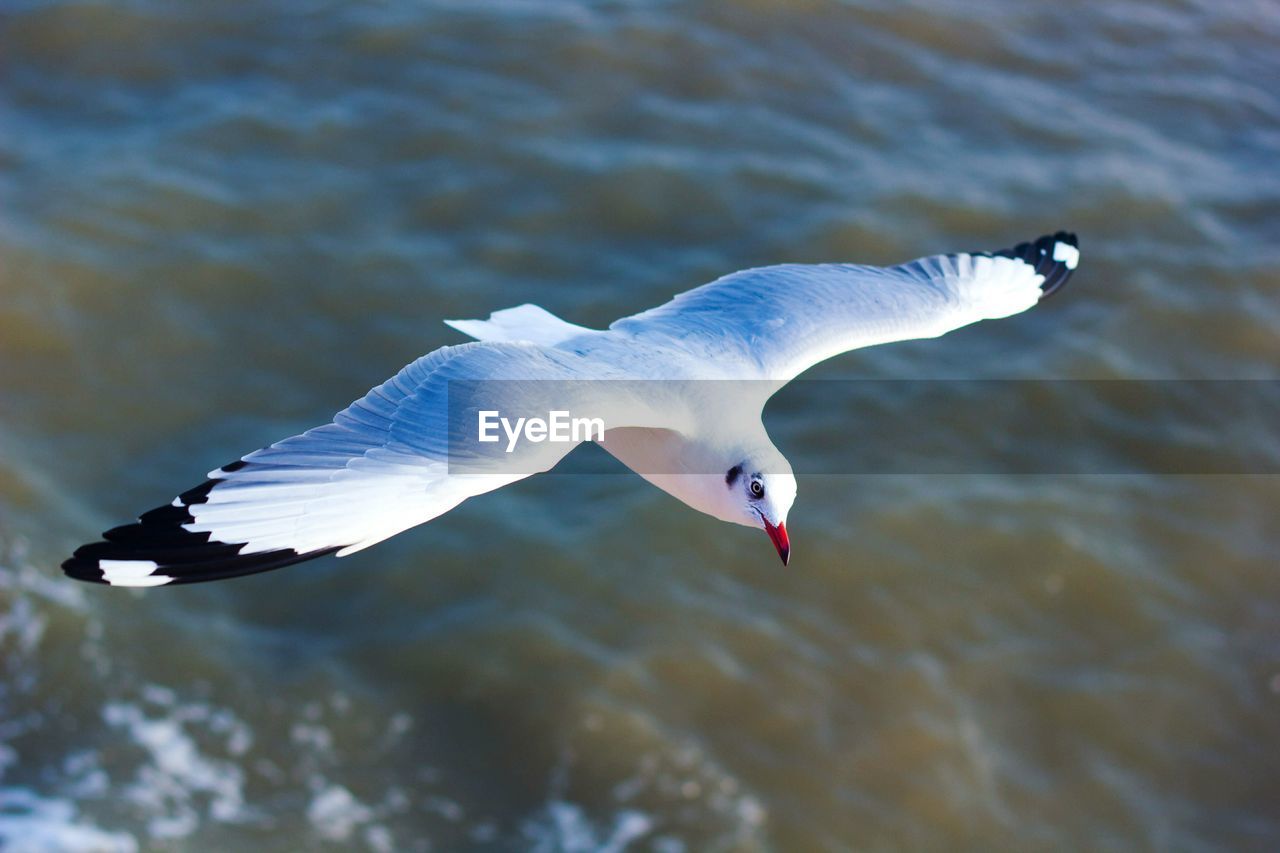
(750, 480), (764, 499)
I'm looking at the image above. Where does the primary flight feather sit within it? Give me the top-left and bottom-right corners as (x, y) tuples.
(63, 232), (1079, 586)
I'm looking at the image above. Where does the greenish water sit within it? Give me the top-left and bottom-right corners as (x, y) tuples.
(2, 0), (1279, 849)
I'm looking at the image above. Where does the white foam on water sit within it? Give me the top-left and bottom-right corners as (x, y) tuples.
(0, 559), (138, 851)
(363, 823), (395, 853)
(0, 788), (137, 853)
(102, 696), (254, 839)
(516, 711), (771, 851)
(306, 784), (375, 843)
(522, 801), (654, 853)
(0, 587), (47, 657)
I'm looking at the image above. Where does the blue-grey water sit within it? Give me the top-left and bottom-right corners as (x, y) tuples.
(2, 1), (1279, 849)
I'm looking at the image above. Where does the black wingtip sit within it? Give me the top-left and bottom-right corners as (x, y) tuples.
(62, 473), (344, 587)
(61, 543), (342, 587)
(989, 231), (1079, 300)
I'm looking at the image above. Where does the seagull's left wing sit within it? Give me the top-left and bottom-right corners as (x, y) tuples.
(63, 341), (684, 587)
(613, 232), (1079, 382)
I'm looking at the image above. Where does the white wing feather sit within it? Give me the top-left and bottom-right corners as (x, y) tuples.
(65, 342), (684, 585)
(612, 233), (1079, 380)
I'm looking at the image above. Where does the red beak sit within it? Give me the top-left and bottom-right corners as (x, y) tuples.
(763, 519), (790, 566)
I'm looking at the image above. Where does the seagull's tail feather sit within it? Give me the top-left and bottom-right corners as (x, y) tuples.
(444, 303), (594, 347)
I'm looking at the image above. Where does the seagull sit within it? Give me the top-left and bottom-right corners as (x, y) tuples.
(63, 232), (1079, 587)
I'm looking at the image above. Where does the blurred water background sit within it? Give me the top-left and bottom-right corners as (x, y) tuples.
(2, 0), (1279, 849)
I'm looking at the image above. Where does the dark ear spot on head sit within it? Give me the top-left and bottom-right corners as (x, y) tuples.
(725, 464), (742, 487)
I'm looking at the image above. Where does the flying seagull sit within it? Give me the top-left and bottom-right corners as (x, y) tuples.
(63, 232), (1079, 587)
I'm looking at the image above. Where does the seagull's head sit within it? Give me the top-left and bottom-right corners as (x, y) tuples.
(722, 451), (797, 566)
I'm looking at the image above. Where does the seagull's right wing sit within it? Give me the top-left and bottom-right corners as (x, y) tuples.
(63, 342), (684, 587)
(612, 232), (1079, 382)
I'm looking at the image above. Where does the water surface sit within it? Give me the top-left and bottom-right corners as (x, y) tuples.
(2, 0), (1279, 849)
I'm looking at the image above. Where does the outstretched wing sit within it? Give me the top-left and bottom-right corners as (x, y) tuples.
(63, 342), (683, 587)
(612, 232), (1079, 381)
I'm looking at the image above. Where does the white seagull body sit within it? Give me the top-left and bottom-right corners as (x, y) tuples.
(64, 232), (1079, 586)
